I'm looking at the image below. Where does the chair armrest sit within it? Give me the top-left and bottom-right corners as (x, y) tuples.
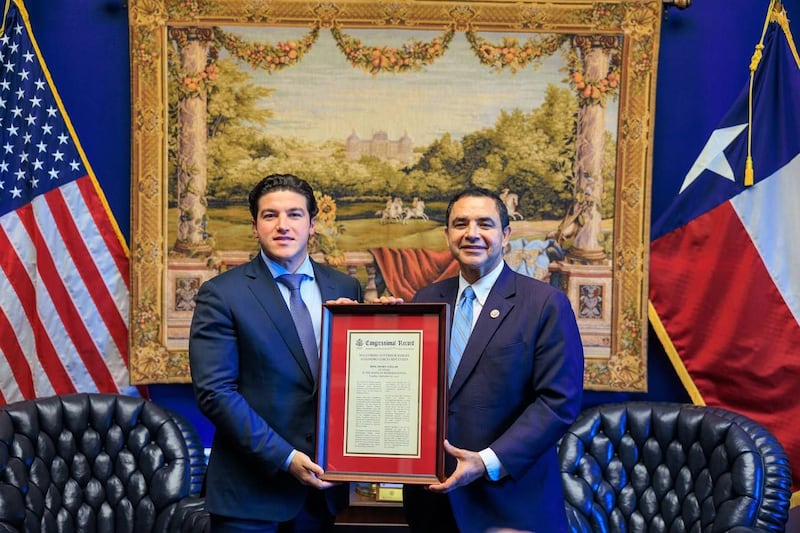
(167, 497), (210, 533)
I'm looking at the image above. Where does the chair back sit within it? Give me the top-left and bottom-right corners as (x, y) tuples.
(0, 393), (197, 532)
(559, 402), (792, 532)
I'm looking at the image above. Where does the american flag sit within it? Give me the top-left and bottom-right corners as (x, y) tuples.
(0, 0), (131, 404)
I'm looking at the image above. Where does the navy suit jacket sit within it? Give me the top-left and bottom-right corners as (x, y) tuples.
(189, 256), (362, 521)
(409, 264), (584, 533)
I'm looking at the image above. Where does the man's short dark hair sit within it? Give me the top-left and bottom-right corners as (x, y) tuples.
(445, 187), (510, 230)
(248, 174), (318, 220)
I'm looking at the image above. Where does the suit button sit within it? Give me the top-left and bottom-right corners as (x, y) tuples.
(306, 434), (313, 442)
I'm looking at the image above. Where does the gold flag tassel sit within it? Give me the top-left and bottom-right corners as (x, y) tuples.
(745, 0), (775, 186)
(0, 0), (11, 37)
(746, 0), (800, 186)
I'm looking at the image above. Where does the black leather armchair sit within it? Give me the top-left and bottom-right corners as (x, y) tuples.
(559, 403), (792, 533)
(0, 393), (208, 533)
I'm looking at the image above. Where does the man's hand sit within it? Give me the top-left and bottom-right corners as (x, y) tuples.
(287, 451), (335, 490)
(326, 295), (404, 305)
(325, 297), (358, 304)
(371, 295), (404, 304)
(427, 440), (486, 493)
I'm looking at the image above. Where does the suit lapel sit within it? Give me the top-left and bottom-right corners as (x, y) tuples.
(245, 257), (315, 383)
(450, 266), (516, 397)
(312, 260), (339, 302)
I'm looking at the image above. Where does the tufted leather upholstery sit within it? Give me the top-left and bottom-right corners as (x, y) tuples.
(160, 408), (206, 498)
(0, 393), (209, 533)
(558, 403), (792, 533)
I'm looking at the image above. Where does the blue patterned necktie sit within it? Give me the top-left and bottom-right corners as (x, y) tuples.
(449, 286), (475, 386)
(277, 274), (319, 382)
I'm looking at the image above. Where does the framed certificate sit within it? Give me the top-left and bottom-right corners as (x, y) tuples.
(316, 303), (449, 484)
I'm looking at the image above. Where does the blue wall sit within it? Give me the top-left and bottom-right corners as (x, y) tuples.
(23, 0), (799, 445)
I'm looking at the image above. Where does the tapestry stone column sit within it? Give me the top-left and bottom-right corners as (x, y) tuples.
(569, 35), (617, 264)
(170, 27), (213, 256)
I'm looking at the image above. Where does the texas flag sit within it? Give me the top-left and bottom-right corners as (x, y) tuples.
(649, 2), (800, 503)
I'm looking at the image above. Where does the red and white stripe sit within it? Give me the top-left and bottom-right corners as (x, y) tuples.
(0, 175), (130, 404)
(650, 153), (800, 493)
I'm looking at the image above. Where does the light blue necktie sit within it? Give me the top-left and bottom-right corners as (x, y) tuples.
(449, 286), (475, 386)
(277, 274), (319, 382)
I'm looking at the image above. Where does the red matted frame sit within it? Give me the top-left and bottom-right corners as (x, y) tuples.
(316, 303), (448, 484)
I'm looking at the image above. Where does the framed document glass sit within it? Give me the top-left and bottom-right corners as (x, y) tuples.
(317, 303), (448, 484)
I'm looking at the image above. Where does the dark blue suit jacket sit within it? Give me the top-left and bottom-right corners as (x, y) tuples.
(189, 256), (362, 521)
(409, 264), (584, 533)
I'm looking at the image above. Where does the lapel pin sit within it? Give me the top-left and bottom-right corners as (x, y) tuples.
(490, 309), (500, 318)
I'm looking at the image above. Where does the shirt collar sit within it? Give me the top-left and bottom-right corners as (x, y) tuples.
(457, 260), (504, 305)
(260, 250), (315, 280)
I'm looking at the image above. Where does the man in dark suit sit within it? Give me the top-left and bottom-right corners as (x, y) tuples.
(403, 187), (584, 533)
(189, 174), (362, 532)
